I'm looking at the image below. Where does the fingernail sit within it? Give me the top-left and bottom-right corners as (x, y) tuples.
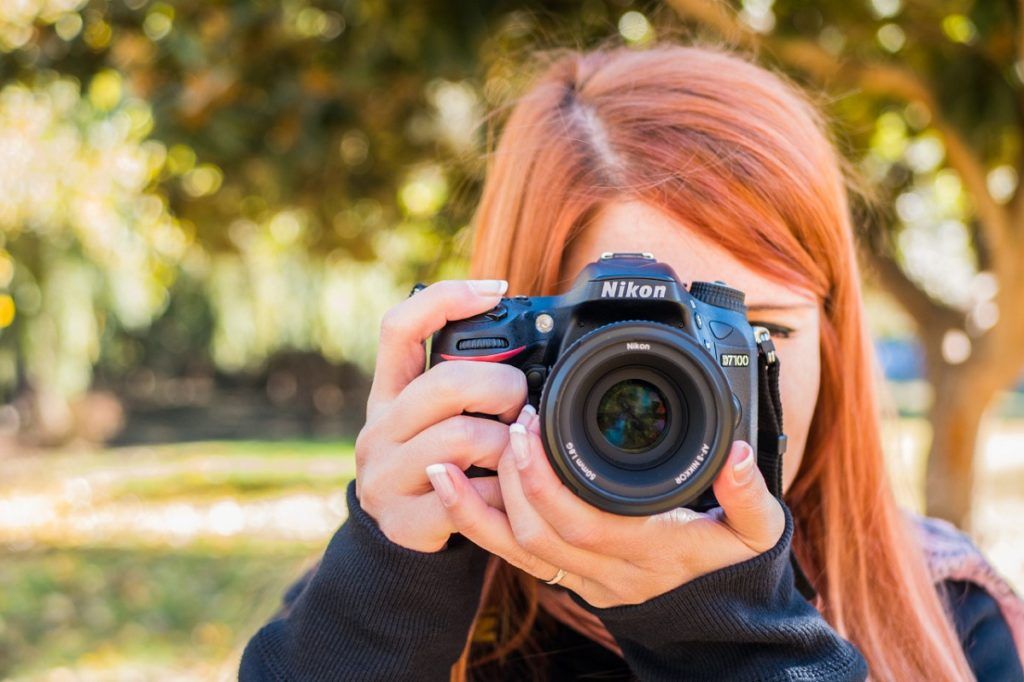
(520, 404), (536, 422)
(731, 442), (756, 485)
(426, 463), (456, 506)
(468, 279), (508, 297)
(509, 423), (530, 469)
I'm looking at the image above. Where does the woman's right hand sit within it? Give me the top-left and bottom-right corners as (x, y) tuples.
(353, 279), (528, 552)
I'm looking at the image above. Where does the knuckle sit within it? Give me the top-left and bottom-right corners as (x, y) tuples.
(727, 471), (764, 507)
(739, 483), (773, 514)
(354, 421), (387, 470)
(561, 522), (599, 549)
(442, 358), (477, 401)
(358, 480), (383, 516)
(433, 361), (472, 402)
(450, 508), (478, 535)
(487, 364), (527, 402)
(444, 278), (473, 296)
(512, 522), (546, 553)
(440, 415), (476, 454)
(378, 515), (427, 550)
(519, 472), (548, 502)
(378, 307), (408, 341)
(354, 425), (374, 463)
(423, 280), (463, 313)
(358, 466), (392, 513)
(506, 366), (529, 397)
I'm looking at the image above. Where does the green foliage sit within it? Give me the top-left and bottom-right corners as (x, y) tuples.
(760, 1), (1019, 309)
(3, 0), (1018, 452)
(0, 0), (649, 416)
(0, 74), (181, 399)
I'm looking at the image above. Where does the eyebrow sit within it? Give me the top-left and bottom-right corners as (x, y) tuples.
(746, 302), (817, 312)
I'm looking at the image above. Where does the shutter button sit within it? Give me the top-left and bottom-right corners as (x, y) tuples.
(484, 304), (508, 321)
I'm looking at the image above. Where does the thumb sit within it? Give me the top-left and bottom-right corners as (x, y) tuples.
(711, 441), (785, 553)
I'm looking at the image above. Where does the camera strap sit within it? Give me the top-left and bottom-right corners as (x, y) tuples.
(755, 329), (817, 602)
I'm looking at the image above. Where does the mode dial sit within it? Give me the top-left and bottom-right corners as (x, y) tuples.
(689, 281), (746, 313)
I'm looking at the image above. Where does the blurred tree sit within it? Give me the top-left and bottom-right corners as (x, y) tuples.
(0, 74), (183, 442)
(0, 1), (632, 443)
(667, 0), (1024, 526)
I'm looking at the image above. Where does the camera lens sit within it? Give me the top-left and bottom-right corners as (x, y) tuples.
(596, 379), (669, 452)
(539, 321), (736, 516)
(583, 365), (687, 471)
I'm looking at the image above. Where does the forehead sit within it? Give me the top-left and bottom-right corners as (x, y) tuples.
(561, 201), (814, 307)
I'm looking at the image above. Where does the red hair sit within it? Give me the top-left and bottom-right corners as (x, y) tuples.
(458, 43), (972, 680)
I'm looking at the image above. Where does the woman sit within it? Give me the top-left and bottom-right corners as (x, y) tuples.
(240, 44), (1024, 681)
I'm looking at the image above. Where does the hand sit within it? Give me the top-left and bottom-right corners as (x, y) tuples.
(426, 405), (785, 608)
(354, 279), (527, 552)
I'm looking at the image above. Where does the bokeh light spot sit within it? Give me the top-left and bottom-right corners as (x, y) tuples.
(88, 70), (122, 112)
(144, 4), (174, 41)
(941, 14), (977, 44)
(618, 11), (653, 44)
(0, 294), (16, 328)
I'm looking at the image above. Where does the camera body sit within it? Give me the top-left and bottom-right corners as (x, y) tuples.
(428, 252), (759, 515)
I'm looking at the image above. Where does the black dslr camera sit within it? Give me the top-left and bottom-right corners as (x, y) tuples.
(428, 252), (779, 516)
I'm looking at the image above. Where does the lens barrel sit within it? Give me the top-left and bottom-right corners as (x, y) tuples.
(539, 321), (735, 515)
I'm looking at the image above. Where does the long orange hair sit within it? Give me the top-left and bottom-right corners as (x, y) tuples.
(457, 43), (973, 680)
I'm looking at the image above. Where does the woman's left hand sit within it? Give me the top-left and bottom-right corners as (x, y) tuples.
(425, 404), (786, 608)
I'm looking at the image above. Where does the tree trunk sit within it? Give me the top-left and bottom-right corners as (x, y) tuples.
(921, 326), (1019, 528)
(924, 377), (993, 527)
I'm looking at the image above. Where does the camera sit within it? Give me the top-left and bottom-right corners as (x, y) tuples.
(428, 252), (767, 516)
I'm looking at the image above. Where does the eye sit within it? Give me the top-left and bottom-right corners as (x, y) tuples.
(749, 321), (795, 339)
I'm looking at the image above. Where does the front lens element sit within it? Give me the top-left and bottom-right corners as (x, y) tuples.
(596, 379), (669, 452)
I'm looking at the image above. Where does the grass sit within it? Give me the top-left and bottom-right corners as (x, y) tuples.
(107, 470), (352, 503)
(0, 544), (315, 680)
(0, 439), (353, 681)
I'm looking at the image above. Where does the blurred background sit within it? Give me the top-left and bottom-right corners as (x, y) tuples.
(1, 0), (1022, 679)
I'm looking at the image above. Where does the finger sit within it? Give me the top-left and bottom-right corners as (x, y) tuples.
(425, 462), (560, 578)
(386, 360), (527, 442)
(429, 462), (621, 606)
(417, 472), (506, 511)
(468, 475), (505, 512)
(367, 279), (508, 417)
(497, 411), (630, 579)
(506, 410), (642, 556)
(711, 441), (786, 553)
(380, 474), (506, 553)
(383, 415), (510, 489)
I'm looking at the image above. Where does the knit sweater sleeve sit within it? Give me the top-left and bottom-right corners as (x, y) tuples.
(569, 504), (868, 682)
(945, 580), (1024, 681)
(239, 479), (490, 681)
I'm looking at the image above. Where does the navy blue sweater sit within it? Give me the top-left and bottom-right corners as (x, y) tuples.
(239, 481), (1023, 681)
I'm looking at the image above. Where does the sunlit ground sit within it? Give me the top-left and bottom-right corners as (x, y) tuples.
(1, 422), (1022, 681)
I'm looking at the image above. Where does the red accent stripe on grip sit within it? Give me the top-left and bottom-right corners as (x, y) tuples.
(439, 345), (526, 363)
